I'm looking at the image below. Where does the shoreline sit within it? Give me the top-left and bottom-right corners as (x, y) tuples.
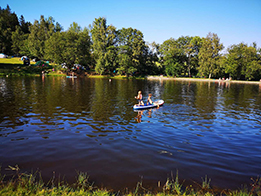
(1, 70), (261, 85)
(147, 76), (261, 85)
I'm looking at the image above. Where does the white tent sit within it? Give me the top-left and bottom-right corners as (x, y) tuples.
(0, 53), (8, 58)
(21, 56), (28, 60)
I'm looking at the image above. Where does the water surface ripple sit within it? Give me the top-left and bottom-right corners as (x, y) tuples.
(0, 77), (260, 190)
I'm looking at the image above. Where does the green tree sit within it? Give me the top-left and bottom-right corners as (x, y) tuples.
(0, 5), (19, 54)
(198, 32), (224, 79)
(117, 27), (147, 76)
(160, 38), (185, 76)
(144, 42), (162, 75)
(0, 22), (12, 54)
(117, 52), (133, 75)
(27, 18), (43, 58)
(11, 26), (25, 55)
(45, 26), (91, 68)
(159, 36), (203, 77)
(77, 28), (92, 66)
(44, 32), (64, 64)
(184, 36), (203, 77)
(62, 31), (79, 66)
(16, 15), (31, 56)
(68, 22), (82, 33)
(149, 41), (162, 69)
(19, 36), (31, 57)
(19, 15), (30, 34)
(90, 17), (117, 74)
(27, 15), (62, 58)
(224, 43), (261, 80)
(176, 36), (193, 76)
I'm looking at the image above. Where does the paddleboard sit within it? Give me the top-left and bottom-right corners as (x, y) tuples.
(133, 100), (164, 110)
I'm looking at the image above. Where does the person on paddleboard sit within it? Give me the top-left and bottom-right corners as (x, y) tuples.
(147, 94), (153, 105)
(135, 91), (144, 106)
(147, 93), (159, 108)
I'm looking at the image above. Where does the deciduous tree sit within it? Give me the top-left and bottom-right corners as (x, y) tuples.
(185, 36), (203, 77)
(27, 15), (62, 58)
(198, 32), (224, 78)
(160, 38), (185, 76)
(224, 43), (261, 80)
(91, 17), (117, 74)
(117, 27), (146, 76)
(45, 26), (91, 68)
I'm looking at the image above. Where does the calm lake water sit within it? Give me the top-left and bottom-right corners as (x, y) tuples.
(0, 76), (261, 191)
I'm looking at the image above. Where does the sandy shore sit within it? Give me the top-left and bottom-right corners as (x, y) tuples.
(147, 76), (261, 85)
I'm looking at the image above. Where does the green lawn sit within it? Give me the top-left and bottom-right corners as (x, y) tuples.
(0, 57), (58, 76)
(0, 57), (25, 64)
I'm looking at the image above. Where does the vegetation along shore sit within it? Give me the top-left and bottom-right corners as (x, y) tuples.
(1, 57), (261, 86)
(1, 5), (261, 81)
(0, 166), (260, 196)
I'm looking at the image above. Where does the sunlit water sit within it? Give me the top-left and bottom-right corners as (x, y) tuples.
(0, 77), (261, 191)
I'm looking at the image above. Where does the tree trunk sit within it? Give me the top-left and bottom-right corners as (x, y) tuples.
(209, 73), (211, 79)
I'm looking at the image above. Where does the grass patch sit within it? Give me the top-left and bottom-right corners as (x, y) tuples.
(1, 166), (260, 196)
(0, 57), (24, 64)
(0, 57), (57, 77)
(1, 165), (110, 196)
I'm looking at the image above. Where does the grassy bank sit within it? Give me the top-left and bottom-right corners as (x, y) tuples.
(1, 166), (260, 196)
(0, 57), (61, 77)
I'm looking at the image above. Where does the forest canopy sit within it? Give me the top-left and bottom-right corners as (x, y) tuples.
(0, 5), (260, 80)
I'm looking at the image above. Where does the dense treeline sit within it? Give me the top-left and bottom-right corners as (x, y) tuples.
(1, 5), (261, 80)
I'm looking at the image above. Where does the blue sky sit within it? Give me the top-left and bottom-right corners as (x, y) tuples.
(1, 0), (261, 50)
